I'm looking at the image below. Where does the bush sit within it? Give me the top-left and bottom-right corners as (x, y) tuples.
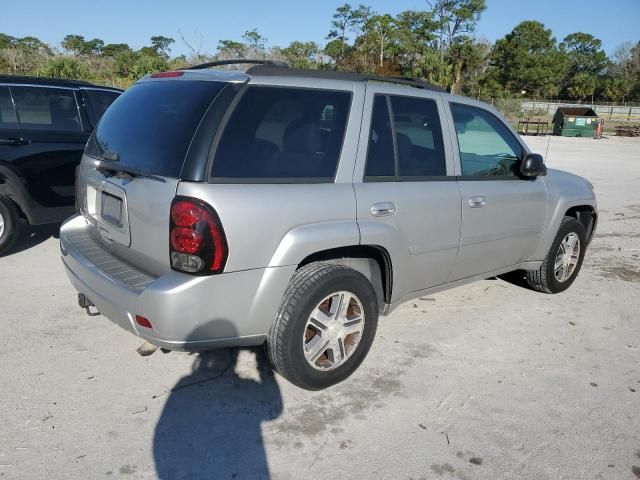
(40, 56), (90, 80)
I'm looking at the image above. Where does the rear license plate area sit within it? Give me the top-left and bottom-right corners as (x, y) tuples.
(101, 191), (123, 227)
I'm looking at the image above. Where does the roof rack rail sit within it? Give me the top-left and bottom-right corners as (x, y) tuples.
(0, 75), (94, 87)
(244, 65), (446, 92)
(186, 59), (289, 70)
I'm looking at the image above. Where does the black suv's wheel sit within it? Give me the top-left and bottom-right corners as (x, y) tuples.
(0, 195), (18, 256)
(267, 262), (379, 390)
(526, 216), (587, 294)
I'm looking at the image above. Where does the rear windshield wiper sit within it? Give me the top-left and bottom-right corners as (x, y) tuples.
(96, 160), (166, 183)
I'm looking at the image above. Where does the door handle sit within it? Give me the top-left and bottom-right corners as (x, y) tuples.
(371, 202), (397, 217)
(0, 137), (31, 146)
(468, 196), (487, 208)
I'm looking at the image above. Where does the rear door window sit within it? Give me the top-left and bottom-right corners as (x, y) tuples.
(11, 86), (81, 132)
(0, 87), (18, 129)
(391, 96), (446, 177)
(365, 94), (446, 179)
(211, 86), (351, 180)
(86, 80), (227, 178)
(365, 96), (395, 177)
(82, 89), (121, 128)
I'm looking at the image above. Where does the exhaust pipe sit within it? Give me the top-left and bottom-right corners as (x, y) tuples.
(78, 293), (100, 317)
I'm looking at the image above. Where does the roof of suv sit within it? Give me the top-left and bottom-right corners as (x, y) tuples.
(245, 65), (447, 92)
(0, 75), (121, 91)
(142, 60), (447, 93)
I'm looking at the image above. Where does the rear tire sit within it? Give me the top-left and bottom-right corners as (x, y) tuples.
(267, 262), (379, 390)
(0, 195), (18, 256)
(526, 216), (586, 293)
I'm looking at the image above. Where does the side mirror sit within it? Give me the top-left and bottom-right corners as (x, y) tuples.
(520, 153), (547, 177)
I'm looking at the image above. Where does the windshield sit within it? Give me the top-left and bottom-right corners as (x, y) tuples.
(86, 80), (227, 178)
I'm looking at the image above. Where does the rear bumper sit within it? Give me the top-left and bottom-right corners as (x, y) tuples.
(60, 215), (295, 351)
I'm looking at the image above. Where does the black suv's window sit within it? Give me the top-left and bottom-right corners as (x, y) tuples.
(86, 80), (227, 178)
(0, 87), (17, 129)
(212, 86), (351, 180)
(450, 103), (522, 177)
(11, 87), (81, 132)
(82, 89), (120, 128)
(366, 94), (446, 179)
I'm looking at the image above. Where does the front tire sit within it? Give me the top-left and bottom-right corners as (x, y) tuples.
(526, 216), (587, 293)
(0, 195), (18, 256)
(267, 262), (379, 390)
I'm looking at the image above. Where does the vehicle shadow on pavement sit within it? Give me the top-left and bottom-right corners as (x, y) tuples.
(498, 270), (535, 290)
(4, 221), (60, 256)
(153, 323), (283, 480)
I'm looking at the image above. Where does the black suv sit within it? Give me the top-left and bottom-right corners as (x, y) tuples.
(0, 76), (121, 254)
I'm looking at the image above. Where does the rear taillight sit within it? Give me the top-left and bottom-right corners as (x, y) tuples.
(169, 196), (228, 275)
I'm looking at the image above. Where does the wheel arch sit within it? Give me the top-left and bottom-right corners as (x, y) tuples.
(565, 205), (597, 243)
(298, 245), (393, 310)
(0, 164), (31, 222)
(529, 197), (597, 261)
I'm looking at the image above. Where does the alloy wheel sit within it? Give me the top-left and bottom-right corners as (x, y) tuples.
(554, 232), (581, 282)
(303, 291), (365, 371)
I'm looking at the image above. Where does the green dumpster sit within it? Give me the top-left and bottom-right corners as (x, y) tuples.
(552, 107), (598, 137)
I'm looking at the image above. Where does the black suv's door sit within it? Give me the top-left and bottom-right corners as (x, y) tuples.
(0, 85), (89, 224)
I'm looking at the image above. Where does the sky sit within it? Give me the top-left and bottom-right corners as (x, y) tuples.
(3, 0), (639, 57)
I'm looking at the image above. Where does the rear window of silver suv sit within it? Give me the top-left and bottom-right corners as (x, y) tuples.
(211, 86), (351, 181)
(85, 80), (227, 178)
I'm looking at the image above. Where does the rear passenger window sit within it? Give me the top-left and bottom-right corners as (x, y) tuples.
(391, 96), (446, 177)
(212, 87), (351, 180)
(11, 87), (81, 132)
(0, 87), (18, 129)
(365, 96), (395, 177)
(365, 94), (446, 179)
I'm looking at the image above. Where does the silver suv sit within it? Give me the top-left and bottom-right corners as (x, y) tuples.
(60, 61), (597, 390)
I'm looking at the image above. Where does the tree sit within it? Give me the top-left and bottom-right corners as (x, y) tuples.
(101, 43), (131, 57)
(486, 21), (567, 97)
(150, 35), (174, 58)
(217, 40), (247, 59)
(447, 36), (488, 94)
(282, 41), (319, 69)
(561, 32), (607, 75)
(418, 49), (452, 87)
(560, 32), (607, 99)
(394, 10), (438, 74)
(0, 34), (16, 49)
(598, 75), (625, 101)
(242, 28), (266, 52)
(324, 39), (345, 64)
(367, 14), (396, 67)
(84, 38), (104, 56)
(14, 36), (51, 54)
(610, 41), (640, 102)
(327, 4), (358, 59)
(62, 34), (85, 54)
(567, 72), (597, 100)
(427, 0), (487, 60)
(178, 29), (207, 63)
(61, 34), (103, 56)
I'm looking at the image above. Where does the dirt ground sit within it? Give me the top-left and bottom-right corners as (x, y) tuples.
(1, 135), (639, 480)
